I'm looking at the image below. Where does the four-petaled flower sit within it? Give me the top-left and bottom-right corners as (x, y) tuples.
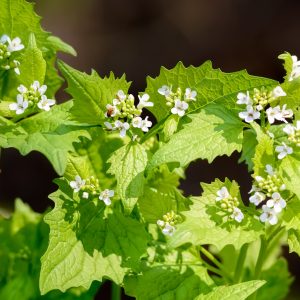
(31, 80), (47, 95)
(37, 95), (55, 111)
(216, 186), (230, 201)
(113, 90), (126, 105)
(265, 164), (274, 175)
(231, 207), (244, 223)
(266, 106), (281, 124)
(70, 175), (85, 193)
(275, 142), (293, 159)
(99, 189), (114, 206)
(158, 85), (171, 96)
(184, 88), (197, 101)
(162, 223), (176, 236)
(1, 35), (24, 52)
(238, 105), (260, 123)
(141, 116), (152, 132)
(105, 104), (119, 117)
(271, 86), (286, 98)
(137, 93), (153, 109)
(266, 192), (286, 213)
(115, 120), (130, 138)
(236, 91), (252, 105)
(171, 99), (188, 116)
(9, 94), (28, 115)
(249, 192), (266, 206)
(260, 205), (278, 225)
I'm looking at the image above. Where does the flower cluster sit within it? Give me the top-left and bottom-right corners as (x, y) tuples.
(69, 175), (114, 206)
(249, 165), (286, 225)
(0, 34), (24, 75)
(289, 55), (300, 81)
(237, 86), (293, 124)
(158, 85), (197, 117)
(9, 81), (55, 115)
(157, 210), (182, 236)
(215, 187), (244, 223)
(104, 90), (153, 138)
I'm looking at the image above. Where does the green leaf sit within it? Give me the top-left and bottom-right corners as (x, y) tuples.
(59, 61), (131, 125)
(64, 128), (124, 187)
(124, 265), (214, 300)
(146, 61), (277, 122)
(282, 198), (300, 230)
(196, 280), (265, 300)
(252, 259), (293, 300)
(279, 154), (300, 199)
(18, 33), (46, 86)
(139, 165), (188, 223)
(252, 127), (274, 177)
(40, 179), (149, 294)
(47, 36), (77, 56)
(0, 101), (89, 175)
(288, 229), (300, 256)
(278, 52), (293, 81)
(169, 179), (263, 250)
(238, 129), (257, 171)
(0, 0), (49, 48)
(147, 104), (244, 171)
(108, 142), (148, 213)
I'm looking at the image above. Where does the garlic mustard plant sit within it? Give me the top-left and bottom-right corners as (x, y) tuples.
(1, 1), (300, 299)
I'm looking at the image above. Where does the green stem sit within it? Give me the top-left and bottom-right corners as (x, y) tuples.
(249, 237), (268, 300)
(233, 243), (248, 283)
(111, 282), (121, 300)
(202, 261), (225, 277)
(199, 246), (232, 282)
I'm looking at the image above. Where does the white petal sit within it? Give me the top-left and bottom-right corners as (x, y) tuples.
(9, 103), (18, 111)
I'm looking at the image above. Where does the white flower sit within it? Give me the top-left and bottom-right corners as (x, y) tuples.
(99, 189), (114, 206)
(104, 121), (114, 130)
(17, 84), (28, 94)
(266, 106), (281, 124)
(266, 192), (286, 213)
(137, 93), (153, 109)
(157, 220), (165, 227)
(37, 95), (55, 111)
(231, 207), (244, 223)
(70, 175), (85, 193)
(5, 36), (24, 52)
(265, 164), (274, 175)
(158, 85), (171, 96)
(132, 116), (143, 128)
(249, 185), (261, 193)
(115, 120), (130, 138)
(82, 192), (89, 199)
(141, 116), (152, 132)
(216, 187), (230, 201)
(238, 105), (260, 123)
(279, 104), (293, 122)
(105, 104), (119, 117)
(237, 91), (252, 105)
(255, 176), (264, 182)
(283, 124), (296, 135)
(9, 94), (28, 115)
(31, 81), (47, 95)
(260, 205), (278, 225)
(249, 192), (266, 206)
(272, 86), (286, 98)
(162, 223), (176, 236)
(171, 99), (188, 116)
(0, 34), (9, 44)
(275, 142), (293, 159)
(113, 90), (126, 105)
(184, 88), (197, 101)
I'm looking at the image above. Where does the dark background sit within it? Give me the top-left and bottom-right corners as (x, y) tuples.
(1, 0), (300, 298)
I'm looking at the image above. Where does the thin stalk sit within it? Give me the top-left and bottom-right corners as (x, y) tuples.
(199, 246), (232, 282)
(249, 237), (268, 300)
(111, 282), (121, 300)
(233, 243), (248, 283)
